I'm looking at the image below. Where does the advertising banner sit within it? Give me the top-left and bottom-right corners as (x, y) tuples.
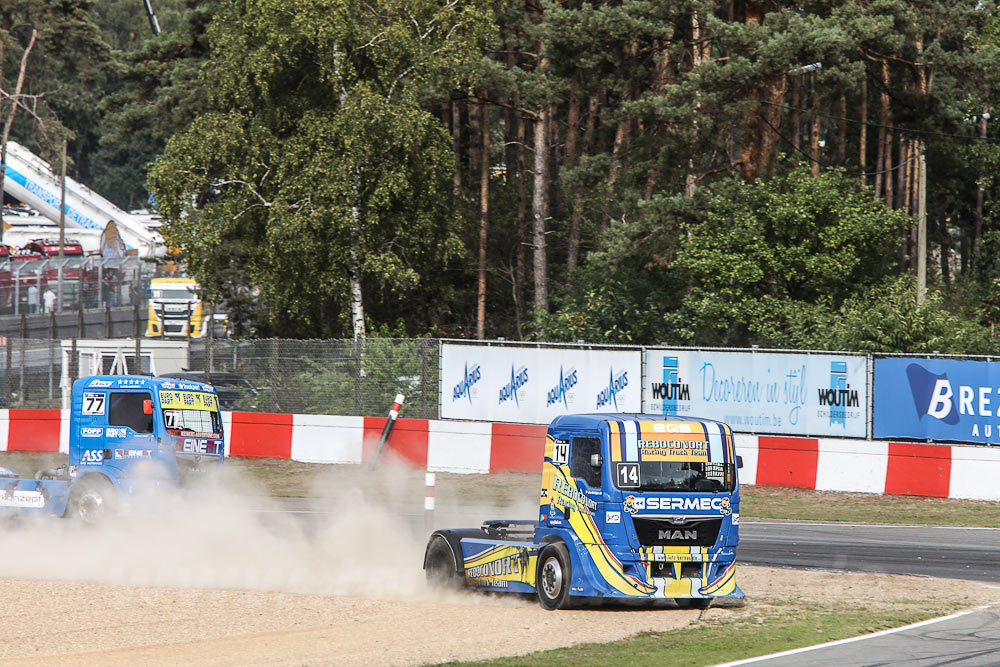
(642, 350), (867, 437)
(873, 357), (1000, 444)
(440, 344), (641, 424)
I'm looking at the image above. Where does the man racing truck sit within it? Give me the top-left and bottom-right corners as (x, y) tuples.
(0, 375), (224, 523)
(424, 413), (743, 609)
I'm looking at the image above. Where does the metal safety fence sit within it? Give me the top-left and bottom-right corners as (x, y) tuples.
(185, 338), (441, 418)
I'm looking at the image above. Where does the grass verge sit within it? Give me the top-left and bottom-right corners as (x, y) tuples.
(3, 452), (998, 527)
(440, 607), (947, 666)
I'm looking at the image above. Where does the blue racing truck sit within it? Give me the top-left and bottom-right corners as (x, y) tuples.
(0, 375), (224, 523)
(424, 413), (744, 609)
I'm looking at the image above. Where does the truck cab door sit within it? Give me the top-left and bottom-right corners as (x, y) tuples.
(568, 435), (608, 541)
(99, 391), (158, 475)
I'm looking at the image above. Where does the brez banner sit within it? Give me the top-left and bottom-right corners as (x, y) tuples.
(873, 357), (1000, 444)
(643, 350), (867, 437)
(441, 344), (641, 423)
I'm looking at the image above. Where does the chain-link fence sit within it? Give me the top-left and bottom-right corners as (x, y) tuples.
(0, 255), (146, 316)
(0, 337), (63, 408)
(184, 338), (440, 418)
(7, 337), (442, 416)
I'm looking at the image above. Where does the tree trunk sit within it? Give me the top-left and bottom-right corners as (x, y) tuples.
(451, 99), (462, 197)
(884, 129), (893, 209)
(468, 97), (481, 188)
(0, 26), (38, 245)
(974, 102), (987, 255)
(809, 77), (820, 177)
(547, 101), (560, 215)
(564, 86), (580, 171)
(505, 42), (526, 336)
(874, 61), (889, 196)
(836, 92), (847, 165)
(758, 74), (787, 176)
(790, 83), (801, 153)
(902, 137), (912, 215)
(603, 113), (629, 232)
(896, 132), (907, 211)
(859, 74), (867, 188)
(532, 105), (550, 318)
(515, 104), (527, 334)
(476, 98), (490, 340)
(568, 93), (598, 271)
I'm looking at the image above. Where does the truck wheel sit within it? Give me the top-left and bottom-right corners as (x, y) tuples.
(536, 543), (572, 610)
(425, 536), (462, 589)
(68, 477), (116, 525)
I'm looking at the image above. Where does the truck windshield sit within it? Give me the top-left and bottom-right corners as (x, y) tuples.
(163, 408), (222, 437)
(152, 288), (195, 299)
(617, 461), (736, 492)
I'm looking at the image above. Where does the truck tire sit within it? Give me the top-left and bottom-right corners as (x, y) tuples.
(536, 543), (572, 610)
(424, 535), (462, 589)
(67, 476), (116, 525)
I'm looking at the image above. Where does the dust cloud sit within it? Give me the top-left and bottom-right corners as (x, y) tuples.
(0, 458), (536, 605)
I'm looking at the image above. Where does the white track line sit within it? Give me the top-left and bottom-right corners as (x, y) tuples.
(746, 521), (1000, 531)
(712, 607), (989, 666)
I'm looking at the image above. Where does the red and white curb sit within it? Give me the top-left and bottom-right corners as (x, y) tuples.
(1, 409), (999, 501)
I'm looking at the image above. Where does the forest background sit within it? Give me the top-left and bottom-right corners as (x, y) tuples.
(4, 0), (1000, 354)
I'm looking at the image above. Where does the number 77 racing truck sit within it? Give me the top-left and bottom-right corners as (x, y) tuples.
(0, 375), (225, 524)
(423, 413), (744, 609)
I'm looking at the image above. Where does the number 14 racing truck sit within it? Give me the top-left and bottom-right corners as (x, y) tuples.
(424, 413), (744, 609)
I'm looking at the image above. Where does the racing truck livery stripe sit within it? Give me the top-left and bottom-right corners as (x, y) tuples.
(549, 464), (657, 596)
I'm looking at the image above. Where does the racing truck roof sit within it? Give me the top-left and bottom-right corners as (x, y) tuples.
(74, 375), (216, 394)
(548, 413), (729, 431)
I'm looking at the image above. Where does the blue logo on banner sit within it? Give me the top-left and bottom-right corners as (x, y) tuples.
(651, 356), (689, 416)
(905, 363), (960, 425)
(452, 362), (481, 403)
(546, 367), (577, 408)
(873, 357), (1000, 443)
(499, 364), (529, 406)
(596, 368), (629, 410)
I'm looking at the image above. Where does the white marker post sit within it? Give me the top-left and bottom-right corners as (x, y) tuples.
(369, 393), (404, 469)
(424, 471), (436, 533)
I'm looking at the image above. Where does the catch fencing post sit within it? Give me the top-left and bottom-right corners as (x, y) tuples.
(424, 471), (435, 533)
(369, 393), (404, 469)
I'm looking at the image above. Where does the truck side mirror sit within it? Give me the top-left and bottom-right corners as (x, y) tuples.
(142, 399), (153, 415)
(590, 454), (603, 467)
(736, 455), (744, 469)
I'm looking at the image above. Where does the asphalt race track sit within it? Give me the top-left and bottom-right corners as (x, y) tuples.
(731, 521), (1000, 666)
(739, 521), (1000, 583)
(721, 608), (1000, 666)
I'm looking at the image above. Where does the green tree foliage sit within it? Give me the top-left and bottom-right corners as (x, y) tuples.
(0, 1), (112, 174)
(149, 0), (493, 337)
(92, 0), (213, 209)
(8, 1), (1000, 354)
(825, 275), (997, 354)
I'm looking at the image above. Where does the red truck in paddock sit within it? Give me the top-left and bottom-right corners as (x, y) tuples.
(424, 413), (744, 609)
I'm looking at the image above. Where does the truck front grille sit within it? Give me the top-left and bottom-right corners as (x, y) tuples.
(633, 517), (722, 547)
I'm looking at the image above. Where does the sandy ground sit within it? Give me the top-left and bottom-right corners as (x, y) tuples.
(1, 463), (998, 666)
(1, 567), (997, 666)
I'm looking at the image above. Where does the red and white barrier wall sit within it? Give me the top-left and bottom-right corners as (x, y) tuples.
(1, 410), (999, 502)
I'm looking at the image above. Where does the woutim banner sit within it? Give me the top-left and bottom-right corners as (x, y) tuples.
(873, 357), (1000, 444)
(643, 350), (867, 437)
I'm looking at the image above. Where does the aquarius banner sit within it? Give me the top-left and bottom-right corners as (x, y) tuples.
(642, 350), (868, 437)
(873, 357), (1000, 444)
(440, 344), (641, 424)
